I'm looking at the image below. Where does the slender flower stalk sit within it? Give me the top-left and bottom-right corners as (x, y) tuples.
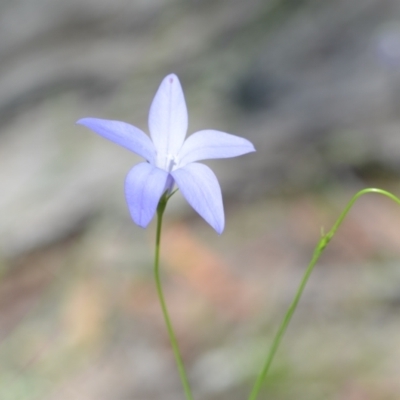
(154, 193), (194, 400)
(247, 188), (400, 400)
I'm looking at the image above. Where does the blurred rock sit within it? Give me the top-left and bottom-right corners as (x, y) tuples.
(1, 0), (400, 258)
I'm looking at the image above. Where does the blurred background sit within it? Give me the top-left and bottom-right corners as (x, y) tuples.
(1, 0), (400, 399)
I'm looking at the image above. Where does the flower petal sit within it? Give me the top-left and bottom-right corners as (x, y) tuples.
(77, 118), (156, 164)
(177, 129), (255, 167)
(125, 162), (169, 228)
(148, 74), (188, 168)
(171, 163), (224, 234)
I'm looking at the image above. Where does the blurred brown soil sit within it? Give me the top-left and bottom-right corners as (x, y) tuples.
(1, 187), (400, 399)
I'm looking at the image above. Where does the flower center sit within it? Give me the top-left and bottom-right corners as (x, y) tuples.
(165, 153), (179, 172)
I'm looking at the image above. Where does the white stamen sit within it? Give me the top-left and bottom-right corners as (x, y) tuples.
(166, 154), (179, 172)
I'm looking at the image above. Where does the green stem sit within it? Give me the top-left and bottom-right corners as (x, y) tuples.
(154, 194), (194, 400)
(247, 188), (400, 400)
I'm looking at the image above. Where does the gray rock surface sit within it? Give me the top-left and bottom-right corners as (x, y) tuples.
(1, 0), (400, 257)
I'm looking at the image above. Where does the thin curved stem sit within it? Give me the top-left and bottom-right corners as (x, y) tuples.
(247, 188), (400, 400)
(154, 194), (194, 400)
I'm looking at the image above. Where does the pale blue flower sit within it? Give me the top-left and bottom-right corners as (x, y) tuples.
(77, 74), (255, 234)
